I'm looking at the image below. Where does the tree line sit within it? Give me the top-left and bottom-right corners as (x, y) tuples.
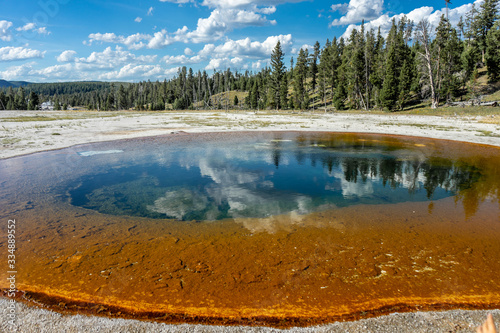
(1, 0), (498, 112)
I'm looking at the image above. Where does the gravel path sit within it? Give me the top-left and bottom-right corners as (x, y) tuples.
(1, 300), (499, 332)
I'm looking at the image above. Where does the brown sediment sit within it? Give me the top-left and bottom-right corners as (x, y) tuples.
(0, 132), (499, 328)
(1, 196), (500, 328)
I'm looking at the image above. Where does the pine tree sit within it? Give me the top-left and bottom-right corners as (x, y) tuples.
(486, 21), (500, 82)
(280, 74), (288, 109)
(310, 41), (321, 109)
(27, 91), (39, 110)
(346, 27), (366, 110)
(0, 91), (6, 110)
(251, 80), (259, 109)
(398, 59), (413, 110)
(293, 48), (309, 110)
(370, 27), (386, 108)
(329, 38), (342, 100)
(333, 61), (348, 110)
(364, 28), (376, 110)
(117, 84), (128, 110)
(318, 43), (331, 111)
(380, 43), (399, 110)
(269, 41), (286, 110)
(476, 0), (499, 62)
(15, 87), (27, 110)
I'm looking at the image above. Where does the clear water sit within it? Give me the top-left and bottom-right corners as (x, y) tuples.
(67, 133), (482, 221)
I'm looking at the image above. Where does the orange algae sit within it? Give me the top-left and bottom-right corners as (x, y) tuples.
(0, 132), (499, 327)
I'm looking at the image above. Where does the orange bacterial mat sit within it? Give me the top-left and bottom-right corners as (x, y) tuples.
(0, 132), (499, 328)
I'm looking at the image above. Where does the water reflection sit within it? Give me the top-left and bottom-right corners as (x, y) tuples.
(68, 133), (495, 222)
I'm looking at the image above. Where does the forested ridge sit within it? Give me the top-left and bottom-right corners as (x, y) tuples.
(1, 0), (499, 112)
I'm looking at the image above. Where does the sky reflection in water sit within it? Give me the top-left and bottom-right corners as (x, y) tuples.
(68, 134), (483, 221)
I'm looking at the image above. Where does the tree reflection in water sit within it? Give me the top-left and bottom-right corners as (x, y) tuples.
(69, 133), (499, 221)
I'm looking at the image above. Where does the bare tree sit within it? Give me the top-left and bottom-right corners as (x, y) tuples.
(416, 20), (439, 109)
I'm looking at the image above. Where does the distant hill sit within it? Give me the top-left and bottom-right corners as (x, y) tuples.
(0, 80), (32, 88)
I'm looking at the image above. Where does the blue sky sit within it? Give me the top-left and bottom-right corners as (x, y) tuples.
(0, 0), (482, 82)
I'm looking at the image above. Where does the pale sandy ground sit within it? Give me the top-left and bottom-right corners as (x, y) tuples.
(1, 110), (500, 159)
(1, 110), (500, 332)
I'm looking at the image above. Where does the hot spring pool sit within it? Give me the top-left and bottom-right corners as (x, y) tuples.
(0, 132), (499, 327)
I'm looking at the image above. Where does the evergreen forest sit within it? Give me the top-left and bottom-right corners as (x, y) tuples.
(1, 0), (499, 112)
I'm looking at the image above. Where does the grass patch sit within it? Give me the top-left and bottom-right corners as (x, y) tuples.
(0, 112), (125, 123)
(1, 137), (21, 145)
(377, 122), (458, 131)
(476, 130), (500, 137)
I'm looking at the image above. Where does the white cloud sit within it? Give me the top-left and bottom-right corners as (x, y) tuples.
(0, 62), (36, 80)
(0, 20), (13, 41)
(340, 0), (483, 39)
(99, 64), (165, 80)
(162, 54), (204, 65)
(16, 22), (36, 31)
(184, 47), (194, 55)
(0, 46), (45, 61)
(252, 60), (266, 69)
(87, 0), (301, 49)
(87, 32), (151, 50)
(77, 46), (156, 68)
(56, 50), (77, 62)
(135, 17), (143, 23)
(16, 22), (50, 35)
(331, 0), (384, 26)
(36, 63), (74, 79)
(200, 34), (293, 59)
(147, 29), (176, 48)
(197, 34), (293, 70)
(159, 34), (294, 70)
(297, 43), (314, 53)
(152, 0), (300, 45)
(147, 6), (154, 15)
(186, 8), (271, 43)
(205, 56), (245, 70)
(36, 27), (50, 35)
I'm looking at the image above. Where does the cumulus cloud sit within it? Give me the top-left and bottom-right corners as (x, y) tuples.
(160, 34), (292, 70)
(186, 8), (272, 43)
(86, 8), (272, 48)
(205, 56), (245, 70)
(340, 0), (483, 39)
(0, 62), (36, 80)
(147, 6), (154, 15)
(147, 29), (176, 48)
(87, 32), (151, 50)
(77, 46), (156, 68)
(200, 34), (293, 59)
(0, 20), (13, 41)
(87, 0), (301, 49)
(0, 46), (45, 62)
(16, 22), (50, 35)
(36, 63), (74, 79)
(56, 50), (77, 62)
(330, 0), (384, 26)
(163, 54), (204, 65)
(98, 64), (165, 80)
(135, 17), (143, 23)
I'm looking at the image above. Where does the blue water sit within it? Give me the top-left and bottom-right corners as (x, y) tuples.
(68, 134), (481, 221)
